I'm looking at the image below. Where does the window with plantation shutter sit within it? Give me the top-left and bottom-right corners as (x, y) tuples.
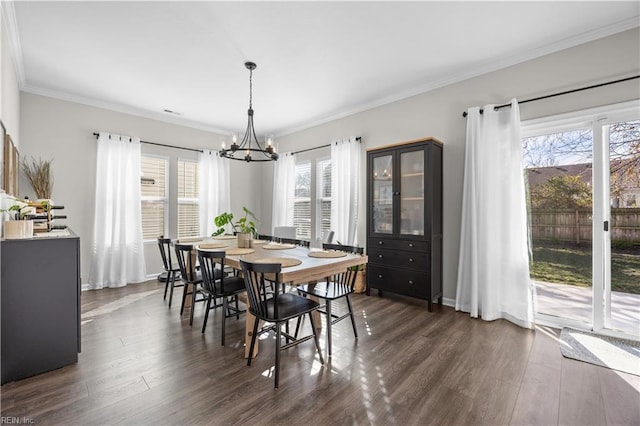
(294, 162), (311, 240)
(317, 159), (332, 236)
(140, 155), (168, 241)
(177, 159), (199, 239)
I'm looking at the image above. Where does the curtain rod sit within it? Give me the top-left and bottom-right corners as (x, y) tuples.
(93, 132), (204, 153)
(461, 75), (640, 117)
(292, 136), (361, 155)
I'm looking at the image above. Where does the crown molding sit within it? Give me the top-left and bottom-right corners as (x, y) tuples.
(1, 1), (26, 88)
(278, 17), (640, 137)
(22, 84), (231, 135)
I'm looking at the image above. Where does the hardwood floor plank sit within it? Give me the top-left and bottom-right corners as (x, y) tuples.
(1, 280), (638, 425)
(558, 358), (606, 426)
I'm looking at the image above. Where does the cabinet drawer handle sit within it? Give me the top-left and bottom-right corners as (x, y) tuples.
(408, 280), (414, 285)
(408, 243), (414, 248)
(378, 274), (383, 279)
(408, 258), (414, 262)
(378, 240), (384, 245)
(378, 254), (384, 259)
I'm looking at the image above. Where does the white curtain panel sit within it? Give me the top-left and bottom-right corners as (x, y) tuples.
(331, 137), (361, 246)
(272, 152), (295, 230)
(88, 132), (146, 289)
(455, 100), (534, 328)
(198, 149), (230, 236)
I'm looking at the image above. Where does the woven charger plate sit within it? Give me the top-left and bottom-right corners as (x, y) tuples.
(213, 235), (237, 240)
(262, 243), (296, 250)
(308, 250), (347, 258)
(254, 257), (302, 268)
(197, 243), (228, 250)
(252, 240), (268, 245)
(225, 247), (255, 255)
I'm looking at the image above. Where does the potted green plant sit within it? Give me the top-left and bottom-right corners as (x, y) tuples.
(212, 206), (258, 248)
(1, 198), (36, 239)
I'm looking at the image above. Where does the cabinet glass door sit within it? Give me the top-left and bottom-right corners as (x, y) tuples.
(400, 150), (424, 236)
(372, 154), (393, 234)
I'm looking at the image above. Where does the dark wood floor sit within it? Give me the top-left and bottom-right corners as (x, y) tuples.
(2, 280), (639, 425)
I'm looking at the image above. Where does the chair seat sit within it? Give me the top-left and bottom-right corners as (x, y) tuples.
(297, 281), (353, 300)
(214, 276), (246, 297)
(253, 293), (321, 322)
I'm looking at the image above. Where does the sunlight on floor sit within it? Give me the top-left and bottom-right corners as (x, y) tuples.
(82, 290), (159, 320)
(361, 309), (372, 336)
(536, 325), (562, 343)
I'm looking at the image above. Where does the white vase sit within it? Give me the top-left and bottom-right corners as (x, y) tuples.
(236, 232), (253, 248)
(3, 220), (34, 239)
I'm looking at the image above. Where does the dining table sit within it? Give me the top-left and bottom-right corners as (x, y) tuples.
(188, 236), (368, 358)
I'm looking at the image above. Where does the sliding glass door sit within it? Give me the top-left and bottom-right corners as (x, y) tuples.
(522, 102), (639, 338)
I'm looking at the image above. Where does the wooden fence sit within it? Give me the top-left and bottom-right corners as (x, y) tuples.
(530, 208), (640, 244)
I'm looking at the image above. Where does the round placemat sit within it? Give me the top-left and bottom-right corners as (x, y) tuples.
(254, 257), (302, 268)
(308, 250), (347, 258)
(197, 243), (228, 250)
(213, 235), (237, 240)
(252, 240), (268, 245)
(262, 243), (296, 250)
(225, 247), (255, 255)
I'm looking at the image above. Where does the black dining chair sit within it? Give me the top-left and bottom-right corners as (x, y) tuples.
(278, 237), (310, 248)
(174, 243), (209, 326)
(157, 237), (182, 307)
(295, 243), (363, 357)
(197, 249), (246, 345)
(257, 234), (280, 242)
(240, 259), (324, 389)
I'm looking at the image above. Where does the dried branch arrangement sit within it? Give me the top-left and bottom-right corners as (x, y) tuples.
(21, 156), (53, 199)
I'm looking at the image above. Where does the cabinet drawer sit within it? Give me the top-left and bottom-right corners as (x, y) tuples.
(368, 237), (427, 252)
(367, 247), (427, 272)
(367, 265), (428, 298)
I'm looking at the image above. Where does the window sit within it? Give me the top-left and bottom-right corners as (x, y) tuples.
(294, 162), (311, 239)
(317, 158), (332, 237)
(293, 157), (332, 244)
(177, 159), (199, 239)
(140, 155), (168, 241)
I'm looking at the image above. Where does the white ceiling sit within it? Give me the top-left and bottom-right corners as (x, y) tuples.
(6, 1), (640, 137)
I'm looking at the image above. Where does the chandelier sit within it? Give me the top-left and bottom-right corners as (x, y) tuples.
(219, 62), (278, 162)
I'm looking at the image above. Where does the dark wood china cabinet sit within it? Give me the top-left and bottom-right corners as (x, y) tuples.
(366, 138), (443, 310)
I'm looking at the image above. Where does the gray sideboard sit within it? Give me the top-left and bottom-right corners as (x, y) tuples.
(1, 230), (81, 384)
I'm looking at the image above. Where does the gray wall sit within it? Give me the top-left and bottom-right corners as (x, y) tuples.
(19, 94), (265, 284)
(15, 27), (640, 298)
(262, 28), (640, 304)
(1, 7), (21, 145)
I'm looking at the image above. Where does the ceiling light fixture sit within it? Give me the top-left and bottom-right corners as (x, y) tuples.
(220, 62), (278, 162)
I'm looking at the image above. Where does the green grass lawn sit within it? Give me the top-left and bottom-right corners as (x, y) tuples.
(531, 242), (640, 294)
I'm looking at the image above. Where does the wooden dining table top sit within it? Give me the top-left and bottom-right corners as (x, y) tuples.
(194, 238), (368, 283)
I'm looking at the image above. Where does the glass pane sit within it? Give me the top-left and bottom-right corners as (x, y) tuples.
(400, 150), (424, 236)
(608, 119), (640, 335)
(141, 157), (166, 197)
(523, 128), (593, 325)
(177, 160), (198, 198)
(372, 155), (393, 234)
(294, 162), (311, 239)
(141, 201), (165, 240)
(177, 202), (199, 239)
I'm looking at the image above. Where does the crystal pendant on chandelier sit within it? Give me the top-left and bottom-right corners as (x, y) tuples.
(219, 62), (279, 162)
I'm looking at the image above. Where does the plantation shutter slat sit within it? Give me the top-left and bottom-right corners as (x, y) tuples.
(294, 162), (311, 240)
(140, 156), (167, 240)
(177, 160), (199, 238)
